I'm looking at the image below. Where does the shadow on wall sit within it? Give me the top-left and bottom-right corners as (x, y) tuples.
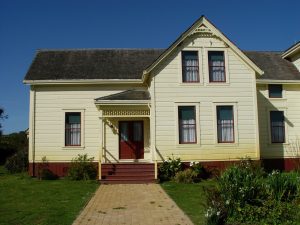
(257, 91), (300, 171)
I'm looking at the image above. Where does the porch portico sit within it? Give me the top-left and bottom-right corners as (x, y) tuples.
(95, 90), (157, 183)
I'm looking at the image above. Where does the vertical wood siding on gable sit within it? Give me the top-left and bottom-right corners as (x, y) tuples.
(151, 36), (259, 161)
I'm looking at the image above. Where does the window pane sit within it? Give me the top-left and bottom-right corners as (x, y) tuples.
(270, 111), (285, 143)
(208, 51), (225, 82)
(269, 84), (282, 98)
(178, 106), (196, 144)
(182, 51), (199, 82)
(65, 112), (81, 146)
(120, 122), (129, 142)
(133, 122), (143, 142)
(217, 106), (234, 143)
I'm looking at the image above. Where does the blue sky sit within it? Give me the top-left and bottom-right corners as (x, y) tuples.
(0, 0), (299, 134)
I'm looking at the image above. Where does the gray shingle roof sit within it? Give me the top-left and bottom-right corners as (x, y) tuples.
(24, 49), (300, 81)
(244, 51), (300, 80)
(24, 49), (164, 80)
(95, 90), (150, 101)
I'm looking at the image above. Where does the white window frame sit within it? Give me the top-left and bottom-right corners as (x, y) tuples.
(205, 48), (230, 85)
(212, 102), (238, 145)
(175, 102), (201, 147)
(62, 109), (85, 150)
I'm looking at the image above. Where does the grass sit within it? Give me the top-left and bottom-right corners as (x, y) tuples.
(161, 179), (216, 225)
(0, 166), (99, 225)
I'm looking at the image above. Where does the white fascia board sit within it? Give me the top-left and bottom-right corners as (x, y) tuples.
(23, 79), (143, 85)
(256, 79), (300, 84)
(282, 42), (300, 58)
(94, 100), (151, 105)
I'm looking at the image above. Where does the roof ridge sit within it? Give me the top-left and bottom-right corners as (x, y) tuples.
(37, 48), (166, 52)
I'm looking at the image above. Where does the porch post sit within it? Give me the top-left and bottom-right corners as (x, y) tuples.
(98, 117), (105, 180)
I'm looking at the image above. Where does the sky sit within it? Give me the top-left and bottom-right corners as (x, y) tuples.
(0, 0), (299, 134)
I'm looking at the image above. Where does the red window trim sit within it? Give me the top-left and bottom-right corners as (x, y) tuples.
(182, 51), (200, 83)
(65, 112), (81, 147)
(208, 51), (226, 83)
(178, 106), (197, 144)
(217, 106), (235, 143)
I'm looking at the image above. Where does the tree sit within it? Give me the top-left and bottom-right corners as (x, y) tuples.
(0, 108), (8, 136)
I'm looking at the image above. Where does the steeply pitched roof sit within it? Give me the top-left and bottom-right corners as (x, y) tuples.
(282, 41), (300, 58)
(244, 51), (300, 80)
(95, 90), (150, 101)
(24, 49), (163, 81)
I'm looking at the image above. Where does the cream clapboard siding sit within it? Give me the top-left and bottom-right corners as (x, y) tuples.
(257, 84), (300, 158)
(150, 36), (259, 161)
(30, 84), (151, 162)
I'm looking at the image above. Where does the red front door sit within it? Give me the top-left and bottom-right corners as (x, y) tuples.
(119, 121), (144, 159)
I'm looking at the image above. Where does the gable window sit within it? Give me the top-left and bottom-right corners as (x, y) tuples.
(65, 112), (81, 146)
(217, 106), (234, 143)
(182, 51), (199, 82)
(269, 84), (282, 98)
(208, 51), (226, 82)
(270, 111), (285, 143)
(178, 106), (197, 144)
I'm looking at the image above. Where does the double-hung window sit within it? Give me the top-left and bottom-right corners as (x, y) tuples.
(178, 106), (197, 144)
(182, 51), (199, 83)
(217, 106), (234, 143)
(65, 112), (81, 146)
(208, 51), (226, 82)
(270, 111), (285, 143)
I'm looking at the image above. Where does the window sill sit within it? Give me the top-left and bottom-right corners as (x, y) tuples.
(62, 146), (85, 150)
(179, 83), (204, 86)
(176, 143), (200, 148)
(268, 142), (289, 146)
(214, 143), (238, 147)
(268, 98), (287, 101)
(206, 82), (230, 86)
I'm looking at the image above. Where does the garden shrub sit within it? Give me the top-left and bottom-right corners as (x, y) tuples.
(266, 170), (300, 202)
(4, 150), (28, 173)
(68, 154), (97, 180)
(189, 161), (208, 180)
(204, 158), (300, 225)
(174, 168), (198, 183)
(158, 156), (183, 182)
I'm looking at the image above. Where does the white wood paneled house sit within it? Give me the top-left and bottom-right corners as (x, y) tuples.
(24, 16), (300, 182)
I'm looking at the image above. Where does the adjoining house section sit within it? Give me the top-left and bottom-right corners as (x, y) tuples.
(23, 16), (300, 183)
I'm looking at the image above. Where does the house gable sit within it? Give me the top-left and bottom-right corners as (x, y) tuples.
(144, 15), (264, 77)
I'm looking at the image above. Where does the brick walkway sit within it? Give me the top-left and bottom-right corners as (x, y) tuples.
(72, 184), (193, 225)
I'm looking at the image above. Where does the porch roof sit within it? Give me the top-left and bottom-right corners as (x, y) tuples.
(95, 90), (151, 105)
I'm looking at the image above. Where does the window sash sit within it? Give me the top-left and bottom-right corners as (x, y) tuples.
(269, 84), (282, 98)
(178, 106), (197, 144)
(270, 111), (285, 143)
(65, 113), (81, 146)
(209, 51), (226, 82)
(182, 51), (199, 82)
(217, 106), (234, 143)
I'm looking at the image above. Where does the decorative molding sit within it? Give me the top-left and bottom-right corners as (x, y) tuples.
(103, 109), (150, 117)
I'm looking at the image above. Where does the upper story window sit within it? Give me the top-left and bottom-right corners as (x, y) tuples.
(178, 106), (197, 144)
(268, 84), (282, 98)
(65, 112), (81, 146)
(217, 106), (234, 143)
(208, 51), (226, 82)
(270, 111), (285, 143)
(181, 51), (199, 83)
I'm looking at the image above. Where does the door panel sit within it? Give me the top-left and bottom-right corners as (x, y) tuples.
(119, 121), (144, 159)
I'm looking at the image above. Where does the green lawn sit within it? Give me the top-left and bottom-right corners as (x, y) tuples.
(0, 167), (99, 225)
(161, 180), (216, 225)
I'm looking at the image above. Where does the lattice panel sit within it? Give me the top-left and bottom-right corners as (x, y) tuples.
(103, 109), (150, 117)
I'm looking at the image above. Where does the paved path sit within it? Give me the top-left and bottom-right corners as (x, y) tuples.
(73, 184), (193, 225)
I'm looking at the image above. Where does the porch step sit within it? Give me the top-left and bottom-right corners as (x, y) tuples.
(100, 163), (156, 184)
